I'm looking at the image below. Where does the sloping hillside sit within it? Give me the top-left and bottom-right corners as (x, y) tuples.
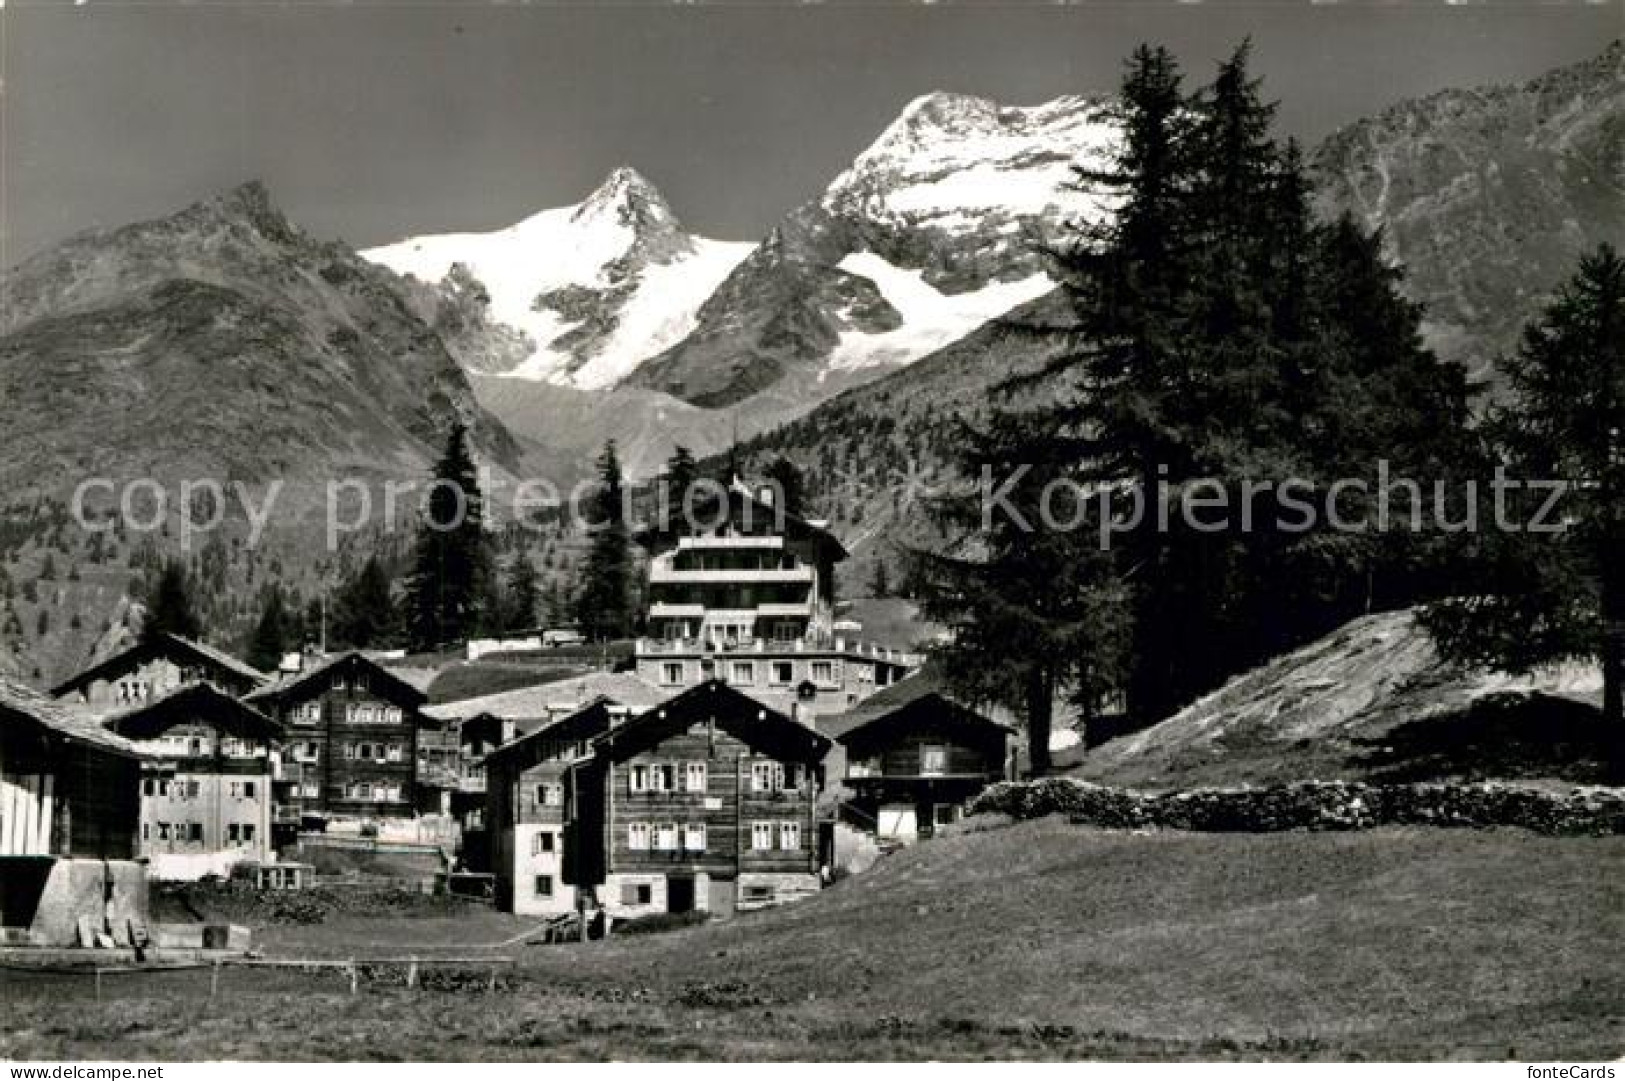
(13, 819), (1620, 1060)
(1074, 609), (1609, 789)
(0, 182), (526, 685)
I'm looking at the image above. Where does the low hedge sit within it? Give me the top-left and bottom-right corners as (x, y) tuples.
(966, 778), (1625, 836)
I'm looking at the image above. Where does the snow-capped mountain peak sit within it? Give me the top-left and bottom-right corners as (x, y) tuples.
(570, 166), (683, 244)
(627, 90), (1122, 407)
(362, 169), (751, 389)
(826, 91), (1118, 247)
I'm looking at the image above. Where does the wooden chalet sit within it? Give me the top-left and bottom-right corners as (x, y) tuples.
(0, 677), (141, 859)
(482, 696), (625, 915)
(103, 683), (284, 870)
(822, 683), (1013, 843)
(51, 632), (268, 710)
(570, 679), (831, 918)
(245, 652), (428, 822)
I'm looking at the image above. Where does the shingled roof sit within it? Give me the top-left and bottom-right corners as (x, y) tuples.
(0, 676), (140, 757)
(102, 682), (284, 743)
(423, 670), (667, 725)
(245, 651), (427, 709)
(51, 632), (268, 699)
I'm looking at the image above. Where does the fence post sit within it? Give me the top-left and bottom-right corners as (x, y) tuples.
(348, 960), (359, 995)
(209, 959), (221, 1004)
(406, 960), (418, 989)
(94, 968), (102, 1003)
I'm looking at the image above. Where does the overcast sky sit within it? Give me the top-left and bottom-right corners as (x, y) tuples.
(1, 0), (1617, 265)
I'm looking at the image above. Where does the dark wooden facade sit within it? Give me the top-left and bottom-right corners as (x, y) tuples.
(484, 698), (619, 913)
(0, 679), (141, 859)
(246, 653), (427, 821)
(571, 680), (830, 915)
(831, 691), (1012, 840)
(51, 633), (267, 710)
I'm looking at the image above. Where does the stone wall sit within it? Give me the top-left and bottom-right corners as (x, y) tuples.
(0, 857), (150, 946)
(967, 778), (1625, 836)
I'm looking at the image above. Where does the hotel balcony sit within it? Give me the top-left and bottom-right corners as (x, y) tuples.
(676, 535), (785, 551)
(648, 563), (815, 586)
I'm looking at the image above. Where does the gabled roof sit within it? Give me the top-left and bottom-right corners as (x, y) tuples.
(102, 682), (283, 743)
(0, 677), (140, 758)
(595, 679), (830, 765)
(51, 632), (268, 698)
(818, 669), (1012, 743)
(482, 696), (620, 769)
(423, 670), (666, 724)
(245, 651), (427, 709)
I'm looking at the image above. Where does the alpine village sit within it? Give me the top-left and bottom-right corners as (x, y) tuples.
(0, 37), (1622, 1062)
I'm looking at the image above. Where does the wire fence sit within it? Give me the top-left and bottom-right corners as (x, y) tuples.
(0, 954), (520, 1004)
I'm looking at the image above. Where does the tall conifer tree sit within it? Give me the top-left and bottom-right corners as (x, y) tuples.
(405, 422), (490, 651)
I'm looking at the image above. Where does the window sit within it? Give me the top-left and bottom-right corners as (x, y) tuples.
(750, 761), (784, 793)
(653, 764), (675, 792)
(187, 780), (201, 800)
(729, 661), (755, 686)
(141, 823), (150, 841)
(751, 822), (774, 851)
(744, 884), (775, 903)
(684, 762), (707, 793)
(682, 823), (707, 852)
(385, 744), (402, 763)
(155, 779), (171, 798)
(629, 765), (649, 793)
(142, 779), (155, 797)
(771, 661), (794, 685)
(532, 831), (555, 856)
(243, 781), (257, 800)
(621, 883), (652, 906)
(188, 737), (203, 756)
(534, 875), (554, 898)
(654, 823), (678, 851)
(661, 662), (685, 686)
(227, 824), (240, 843)
(811, 660), (836, 686)
(158, 823), (171, 841)
(627, 823), (651, 850)
(535, 782), (563, 807)
(921, 745), (948, 776)
(779, 821), (801, 850)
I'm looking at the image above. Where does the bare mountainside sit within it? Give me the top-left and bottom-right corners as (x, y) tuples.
(1313, 39), (1625, 384)
(0, 181), (523, 504)
(0, 182), (528, 685)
